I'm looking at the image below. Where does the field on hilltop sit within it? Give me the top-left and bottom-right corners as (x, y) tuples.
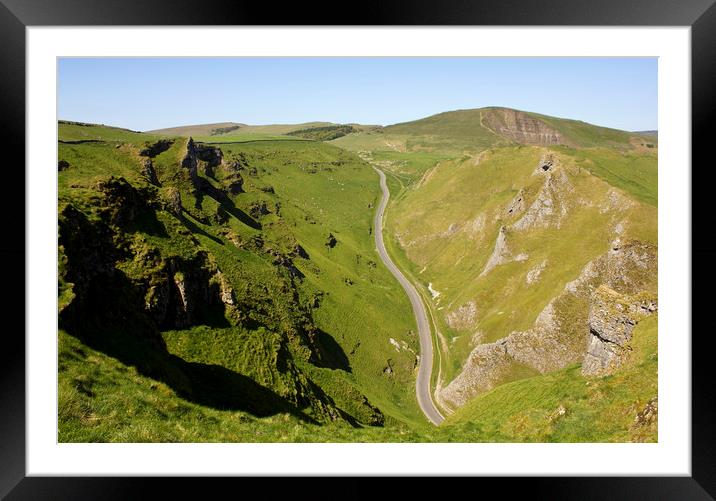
(146, 122), (247, 137)
(149, 121), (338, 139)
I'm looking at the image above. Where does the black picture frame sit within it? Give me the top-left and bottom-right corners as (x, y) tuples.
(1, 0), (712, 498)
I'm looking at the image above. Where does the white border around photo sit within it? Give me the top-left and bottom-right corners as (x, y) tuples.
(27, 26), (690, 476)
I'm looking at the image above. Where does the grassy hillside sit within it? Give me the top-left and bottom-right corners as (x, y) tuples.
(57, 121), (426, 442)
(552, 146), (658, 206)
(59, 314), (656, 443)
(523, 110), (637, 148)
(148, 122), (361, 145)
(386, 107), (640, 148)
(203, 139), (422, 425)
(334, 107), (653, 156)
(385, 108), (505, 147)
(59, 120), (155, 142)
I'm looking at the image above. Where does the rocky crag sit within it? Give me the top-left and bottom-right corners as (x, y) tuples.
(432, 151), (657, 411)
(481, 108), (565, 146)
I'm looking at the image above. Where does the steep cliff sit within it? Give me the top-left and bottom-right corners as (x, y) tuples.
(481, 108), (566, 146)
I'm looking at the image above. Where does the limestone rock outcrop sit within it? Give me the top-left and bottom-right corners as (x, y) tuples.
(581, 285), (657, 376)
(482, 108), (565, 146)
(141, 158), (160, 186)
(438, 240), (657, 409)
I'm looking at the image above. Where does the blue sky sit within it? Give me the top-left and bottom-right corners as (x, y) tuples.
(58, 58), (657, 132)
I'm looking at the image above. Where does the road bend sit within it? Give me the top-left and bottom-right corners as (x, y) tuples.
(372, 167), (445, 425)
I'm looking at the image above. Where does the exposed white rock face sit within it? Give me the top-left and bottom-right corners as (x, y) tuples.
(480, 226), (511, 277)
(173, 274), (190, 319)
(534, 153), (556, 174)
(465, 213), (487, 241)
(389, 338), (402, 352)
(215, 270), (236, 306)
(428, 283), (441, 299)
(526, 259), (548, 284)
(599, 188), (635, 214)
(503, 302), (577, 374)
(479, 226), (530, 277)
(504, 189), (526, 218)
(445, 301), (478, 330)
(581, 286), (657, 376)
(436, 340), (515, 410)
(481, 108), (565, 146)
(614, 219), (626, 236)
(512, 169), (572, 231)
(438, 240), (657, 410)
(442, 223), (461, 237)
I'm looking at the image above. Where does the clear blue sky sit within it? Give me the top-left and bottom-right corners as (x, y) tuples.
(58, 57), (657, 132)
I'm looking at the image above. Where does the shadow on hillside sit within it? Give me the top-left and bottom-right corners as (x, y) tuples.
(64, 324), (318, 423)
(60, 266), (316, 423)
(129, 208), (170, 238)
(178, 213), (224, 245)
(170, 356), (318, 420)
(314, 328), (351, 373)
(59, 139), (104, 144)
(194, 179), (262, 230)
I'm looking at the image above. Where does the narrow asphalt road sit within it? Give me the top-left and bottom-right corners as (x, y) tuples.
(372, 167), (445, 425)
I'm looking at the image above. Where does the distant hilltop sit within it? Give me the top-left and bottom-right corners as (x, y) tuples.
(383, 107), (657, 148)
(63, 107), (658, 151)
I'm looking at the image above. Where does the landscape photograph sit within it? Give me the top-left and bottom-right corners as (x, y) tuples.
(57, 57), (658, 443)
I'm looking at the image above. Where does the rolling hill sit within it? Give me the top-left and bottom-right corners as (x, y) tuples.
(334, 106), (656, 153)
(146, 122), (248, 137)
(148, 121), (339, 138)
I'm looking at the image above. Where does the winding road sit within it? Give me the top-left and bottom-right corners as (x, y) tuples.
(372, 167), (445, 425)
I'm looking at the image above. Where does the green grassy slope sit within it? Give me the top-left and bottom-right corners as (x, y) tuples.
(334, 106), (655, 158)
(523, 110), (637, 148)
(385, 108), (505, 147)
(57, 121), (425, 443)
(385, 107), (641, 148)
(59, 120), (155, 143)
(59, 312), (656, 443)
(59, 329), (423, 442)
(205, 140), (423, 425)
(553, 146), (658, 206)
